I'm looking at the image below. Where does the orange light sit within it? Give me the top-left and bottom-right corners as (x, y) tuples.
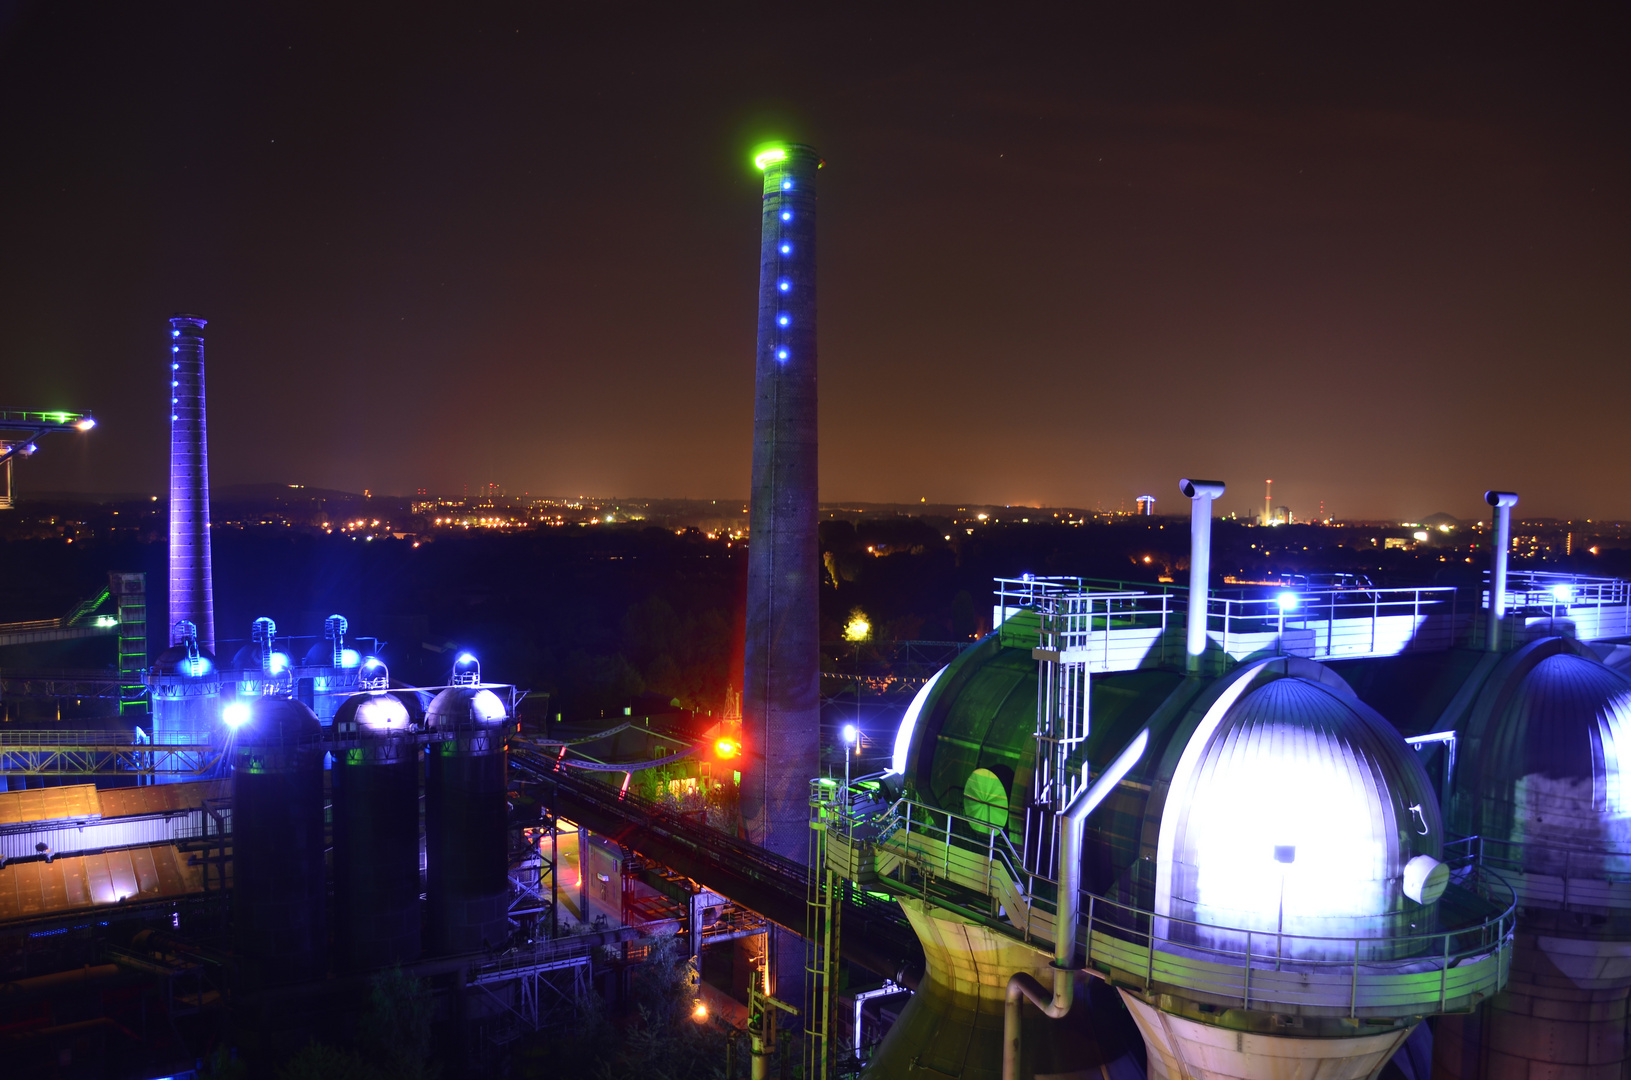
(715, 738), (740, 759)
(692, 1001), (709, 1022)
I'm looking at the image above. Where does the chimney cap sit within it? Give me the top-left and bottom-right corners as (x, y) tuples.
(1484, 491), (1519, 508)
(1180, 479), (1226, 500)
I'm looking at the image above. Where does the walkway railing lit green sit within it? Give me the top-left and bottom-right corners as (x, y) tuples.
(814, 775), (1515, 1018)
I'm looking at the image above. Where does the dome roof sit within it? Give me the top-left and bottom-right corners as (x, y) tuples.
(332, 691), (413, 737)
(426, 686), (508, 731)
(235, 696), (322, 748)
(152, 644), (218, 678)
(1156, 666), (1440, 954)
(302, 641), (364, 669)
(1467, 644), (1631, 857)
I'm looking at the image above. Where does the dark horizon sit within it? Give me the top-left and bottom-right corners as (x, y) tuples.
(2, 4), (1626, 522)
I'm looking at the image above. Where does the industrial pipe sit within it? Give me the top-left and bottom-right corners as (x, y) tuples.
(1002, 729), (1148, 1080)
(1180, 479), (1226, 672)
(1485, 491), (1518, 652)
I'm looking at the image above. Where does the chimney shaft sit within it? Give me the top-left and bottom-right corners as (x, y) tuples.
(1485, 491), (1518, 651)
(741, 145), (822, 862)
(168, 315), (215, 653)
(1181, 479), (1226, 672)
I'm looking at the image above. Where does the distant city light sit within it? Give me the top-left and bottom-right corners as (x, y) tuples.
(222, 702), (250, 728)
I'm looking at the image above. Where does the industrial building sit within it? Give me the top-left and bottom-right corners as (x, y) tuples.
(3, 150), (1631, 1080)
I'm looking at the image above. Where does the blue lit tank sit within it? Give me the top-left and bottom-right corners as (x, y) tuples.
(424, 680), (511, 954)
(1154, 663), (1443, 961)
(1438, 637), (1631, 1080)
(148, 620), (222, 785)
(331, 684), (421, 972)
(231, 693), (326, 989)
(301, 614), (363, 725)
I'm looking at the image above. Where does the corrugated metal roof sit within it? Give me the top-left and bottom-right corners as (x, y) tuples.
(96, 780), (227, 819)
(0, 784), (99, 825)
(0, 843), (206, 924)
(0, 780), (228, 829)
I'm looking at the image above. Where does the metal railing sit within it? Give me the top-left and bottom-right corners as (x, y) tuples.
(1207, 585), (1460, 659)
(816, 777), (1515, 1016)
(997, 579), (1463, 666)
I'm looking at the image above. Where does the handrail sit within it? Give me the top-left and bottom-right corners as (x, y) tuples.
(816, 780), (1515, 1013)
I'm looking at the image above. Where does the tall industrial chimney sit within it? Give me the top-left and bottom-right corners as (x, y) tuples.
(168, 315), (215, 654)
(740, 144), (821, 864)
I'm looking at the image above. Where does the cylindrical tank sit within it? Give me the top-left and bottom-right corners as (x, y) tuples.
(231, 693), (326, 989)
(303, 615), (363, 726)
(331, 686), (422, 973)
(1438, 636), (1631, 1080)
(148, 620), (220, 784)
(424, 683), (510, 954)
(1133, 659), (1446, 1080)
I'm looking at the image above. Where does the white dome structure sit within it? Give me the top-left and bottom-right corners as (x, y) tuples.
(1156, 666), (1442, 960)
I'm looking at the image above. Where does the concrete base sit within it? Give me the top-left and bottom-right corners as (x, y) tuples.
(1120, 991), (1411, 1080)
(865, 899), (1130, 1079)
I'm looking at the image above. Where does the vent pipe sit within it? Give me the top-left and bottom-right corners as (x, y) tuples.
(325, 614), (349, 667)
(1002, 729), (1149, 1080)
(1485, 491), (1518, 651)
(167, 314), (215, 654)
(1180, 479), (1225, 673)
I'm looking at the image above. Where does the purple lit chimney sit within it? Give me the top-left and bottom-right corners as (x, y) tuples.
(168, 315), (215, 653)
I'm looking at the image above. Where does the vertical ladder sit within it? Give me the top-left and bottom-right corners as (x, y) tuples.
(1025, 592), (1091, 877)
(110, 572), (148, 716)
(804, 782), (842, 1080)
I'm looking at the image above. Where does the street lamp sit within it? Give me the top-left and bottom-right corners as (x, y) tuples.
(842, 723), (859, 793)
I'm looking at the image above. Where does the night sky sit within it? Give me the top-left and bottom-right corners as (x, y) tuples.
(2, 4), (1626, 521)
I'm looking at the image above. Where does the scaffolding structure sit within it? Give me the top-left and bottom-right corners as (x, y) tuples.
(804, 781), (842, 1080)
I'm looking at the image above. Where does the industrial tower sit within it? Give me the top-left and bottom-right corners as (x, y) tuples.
(741, 144), (822, 864)
(168, 314), (215, 653)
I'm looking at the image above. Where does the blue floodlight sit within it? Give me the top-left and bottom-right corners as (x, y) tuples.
(457, 652), (476, 665)
(268, 651), (291, 673)
(1276, 591), (1299, 611)
(842, 723), (858, 745)
(222, 701), (250, 728)
(1551, 583), (1574, 604)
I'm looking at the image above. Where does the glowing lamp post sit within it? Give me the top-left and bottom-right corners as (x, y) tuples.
(842, 722), (859, 793)
(1276, 590), (1298, 653)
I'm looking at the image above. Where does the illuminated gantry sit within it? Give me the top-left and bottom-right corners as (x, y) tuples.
(0, 731), (219, 777)
(0, 407), (96, 509)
